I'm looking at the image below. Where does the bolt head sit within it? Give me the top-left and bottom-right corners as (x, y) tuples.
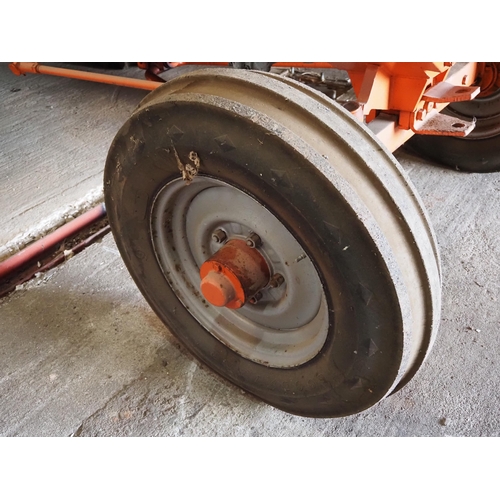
(249, 291), (263, 304)
(246, 232), (262, 248)
(212, 229), (227, 244)
(416, 109), (426, 121)
(269, 273), (285, 288)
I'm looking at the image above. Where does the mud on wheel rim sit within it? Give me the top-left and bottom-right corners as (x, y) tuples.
(105, 68), (441, 417)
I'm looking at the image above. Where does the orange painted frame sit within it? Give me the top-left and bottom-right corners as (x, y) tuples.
(10, 61), (481, 153)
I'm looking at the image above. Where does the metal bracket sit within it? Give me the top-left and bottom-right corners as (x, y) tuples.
(422, 81), (480, 103)
(412, 110), (476, 136)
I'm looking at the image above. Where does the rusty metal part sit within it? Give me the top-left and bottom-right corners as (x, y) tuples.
(0, 203), (107, 281)
(0, 224), (111, 298)
(231, 62), (274, 71)
(200, 269), (241, 307)
(0, 206), (109, 298)
(422, 81), (480, 103)
(212, 229), (227, 244)
(411, 111), (476, 136)
(248, 291), (263, 304)
(369, 62), (480, 148)
(283, 68), (352, 99)
(199, 239), (271, 309)
(9, 62), (162, 91)
(268, 273), (285, 288)
(137, 62), (170, 82)
(245, 232), (262, 248)
(407, 63), (500, 172)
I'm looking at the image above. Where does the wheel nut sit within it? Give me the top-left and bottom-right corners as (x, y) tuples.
(212, 229), (227, 244)
(246, 232), (262, 248)
(268, 273), (285, 288)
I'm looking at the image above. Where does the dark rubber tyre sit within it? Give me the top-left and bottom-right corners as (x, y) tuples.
(104, 68), (441, 417)
(408, 89), (500, 173)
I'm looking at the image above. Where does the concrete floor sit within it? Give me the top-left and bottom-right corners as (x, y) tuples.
(1, 63), (500, 436)
(0, 63), (147, 259)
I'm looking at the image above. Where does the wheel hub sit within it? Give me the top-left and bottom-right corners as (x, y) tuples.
(149, 176), (328, 368)
(200, 238), (271, 309)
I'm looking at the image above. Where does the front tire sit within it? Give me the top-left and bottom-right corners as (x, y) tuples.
(104, 68), (441, 417)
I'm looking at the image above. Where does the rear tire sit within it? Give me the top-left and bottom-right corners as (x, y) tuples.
(408, 89), (500, 173)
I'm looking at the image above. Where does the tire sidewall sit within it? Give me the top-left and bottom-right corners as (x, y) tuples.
(105, 98), (406, 417)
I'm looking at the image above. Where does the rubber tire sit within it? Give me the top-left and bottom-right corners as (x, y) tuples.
(408, 90), (500, 173)
(104, 68), (441, 418)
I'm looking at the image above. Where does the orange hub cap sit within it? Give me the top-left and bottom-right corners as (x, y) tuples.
(199, 239), (270, 309)
(200, 271), (237, 307)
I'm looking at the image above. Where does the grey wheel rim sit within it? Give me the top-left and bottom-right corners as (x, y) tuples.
(151, 176), (329, 368)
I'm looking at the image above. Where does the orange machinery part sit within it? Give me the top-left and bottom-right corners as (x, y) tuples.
(169, 62), (480, 151)
(9, 62), (162, 91)
(199, 239), (270, 309)
(9, 62), (482, 154)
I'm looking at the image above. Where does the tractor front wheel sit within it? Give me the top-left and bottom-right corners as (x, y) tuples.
(104, 68), (441, 417)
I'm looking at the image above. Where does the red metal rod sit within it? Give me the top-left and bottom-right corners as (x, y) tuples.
(0, 203), (107, 280)
(36, 225), (111, 275)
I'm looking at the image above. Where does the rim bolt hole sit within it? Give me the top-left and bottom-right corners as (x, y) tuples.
(212, 229), (227, 244)
(268, 273), (285, 288)
(249, 291), (263, 305)
(246, 232), (262, 248)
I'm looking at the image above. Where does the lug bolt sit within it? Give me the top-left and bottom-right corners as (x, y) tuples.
(268, 273), (285, 288)
(249, 292), (263, 304)
(246, 232), (262, 248)
(212, 229), (227, 244)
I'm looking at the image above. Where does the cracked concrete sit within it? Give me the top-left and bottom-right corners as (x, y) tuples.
(1, 63), (500, 436)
